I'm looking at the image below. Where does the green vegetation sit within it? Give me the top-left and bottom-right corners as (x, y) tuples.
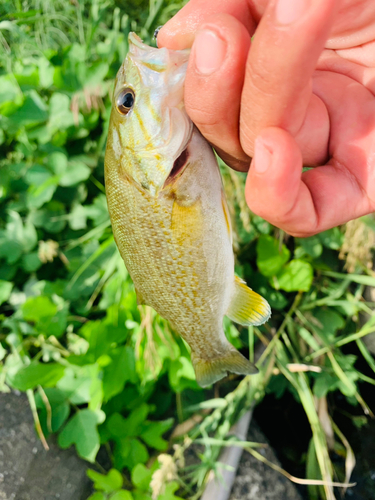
(1, 2), (375, 500)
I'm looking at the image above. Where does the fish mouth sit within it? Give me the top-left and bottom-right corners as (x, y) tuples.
(163, 141), (190, 187)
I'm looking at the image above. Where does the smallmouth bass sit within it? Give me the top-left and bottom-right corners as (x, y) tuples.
(104, 33), (271, 387)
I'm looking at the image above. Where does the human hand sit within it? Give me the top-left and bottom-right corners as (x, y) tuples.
(158, 0), (375, 237)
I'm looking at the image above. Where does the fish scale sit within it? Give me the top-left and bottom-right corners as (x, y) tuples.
(113, 180), (220, 339)
(105, 33), (271, 387)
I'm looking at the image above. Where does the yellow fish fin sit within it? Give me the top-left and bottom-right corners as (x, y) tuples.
(192, 347), (258, 388)
(226, 275), (271, 326)
(135, 286), (147, 306)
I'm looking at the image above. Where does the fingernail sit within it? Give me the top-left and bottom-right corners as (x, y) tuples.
(194, 29), (226, 75)
(276, 0), (309, 24)
(253, 137), (273, 174)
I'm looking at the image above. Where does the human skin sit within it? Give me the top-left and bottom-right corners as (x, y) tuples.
(158, 0), (375, 237)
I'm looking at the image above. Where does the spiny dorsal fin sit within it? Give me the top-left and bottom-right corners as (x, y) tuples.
(226, 275), (271, 326)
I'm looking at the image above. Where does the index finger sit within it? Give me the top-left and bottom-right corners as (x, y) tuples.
(240, 0), (339, 165)
(157, 0), (257, 49)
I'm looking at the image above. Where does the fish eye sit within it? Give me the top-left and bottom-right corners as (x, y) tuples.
(116, 88), (135, 115)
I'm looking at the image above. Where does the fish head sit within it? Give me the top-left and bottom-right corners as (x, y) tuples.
(108, 32), (193, 196)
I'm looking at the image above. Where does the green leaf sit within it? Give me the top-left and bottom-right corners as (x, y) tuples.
(110, 492), (134, 500)
(87, 468), (123, 493)
(256, 235), (290, 277)
(133, 493), (152, 500)
(318, 227), (343, 250)
(26, 176), (59, 209)
(48, 152), (68, 175)
(47, 93), (75, 133)
(0, 280), (13, 306)
(35, 387), (70, 433)
(85, 62), (109, 86)
(140, 419), (174, 450)
(5, 210), (24, 240)
(57, 366), (97, 405)
(267, 374), (289, 399)
(38, 57), (54, 88)
(108, 405), (149, 439)
(69, 204), (87, 230)
(295, 236), (323, 258)
(22, 252), (42, 272)
(0, 343), (7, 361)
(306, 438), (321, 500)
(25, 164), (52, 185)
(7, 90), (48, 128)
(105, 412), (128, 438)
(14, 64), (39, 88)
(81, 320), (109, 360)
(274, 259), (313, 292)
(59, 160), (91, 186)
(298, 327), (320, 351)
(58, 409), (105, 462)
(168, 357), (198, 392)
(21, 294), (68, 337)
(0, 74), (23, 112)
(313, 309), (345, 343)
(158, 482), (183, 500)
(84, 194), (109, 226)
(22, 221), (38, 252)
(9, 362), (65, 391)
(31, 201), (67, 233)
(0, 211), (37, 262)
(0, 238), (22, 264)
(131, 464), (153, 490)
(87, 494), (106, 500)
(313, 372), (339, 398)
(102, 346), (136, 401)
(22, 295), (57, 322)
(114, 437), (149, 470)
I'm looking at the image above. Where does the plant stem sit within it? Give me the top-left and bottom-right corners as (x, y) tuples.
(176, 392), (183, 423)
(257, 291), (303, 367)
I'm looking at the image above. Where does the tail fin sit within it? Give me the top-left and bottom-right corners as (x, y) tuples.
(192, 346), (258, 388)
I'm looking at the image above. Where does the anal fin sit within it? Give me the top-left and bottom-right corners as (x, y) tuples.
(226, 275), (271, 326)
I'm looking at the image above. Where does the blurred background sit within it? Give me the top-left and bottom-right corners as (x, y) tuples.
(0, 1), (375, 500)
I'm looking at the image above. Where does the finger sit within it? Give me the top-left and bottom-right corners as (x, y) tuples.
(181, 14), (251, 171)
(157, 0), (256, 50)
(240, 0), (339, 166)
(246, 128), (374, 237)
(326, 1), (375, 49)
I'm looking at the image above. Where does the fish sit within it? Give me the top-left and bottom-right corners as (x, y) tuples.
(104, 33), (271, 387)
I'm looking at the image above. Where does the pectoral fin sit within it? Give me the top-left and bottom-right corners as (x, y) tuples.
(226, 275), (271, 326)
